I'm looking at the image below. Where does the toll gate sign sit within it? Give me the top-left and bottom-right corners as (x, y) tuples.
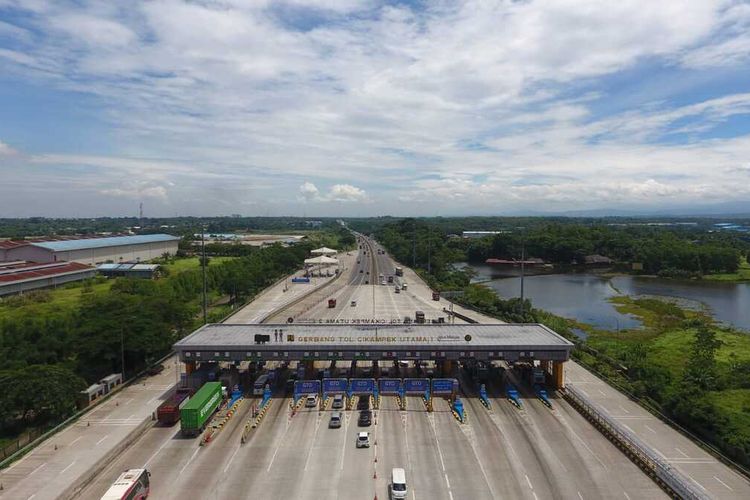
(323, 378), (348, 394)
(431, 378), (457, 395)
(349, 378), (375, 395)
(403, 378), (430, 394)
(294, 380), (321, 396)
(379, 378), (402, 395)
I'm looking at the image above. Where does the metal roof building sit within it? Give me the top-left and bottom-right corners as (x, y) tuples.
(0, 261), (96, 296)
(2, 234), (180, 265)
(174, 323), (574, 363)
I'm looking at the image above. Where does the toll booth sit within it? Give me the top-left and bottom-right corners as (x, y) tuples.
(348, 378), (376, 397)
(403, 378), (430, 394)
(323, 378), (348, 398)
(294, 380), (321, 399)
(378, 378), (402, 395)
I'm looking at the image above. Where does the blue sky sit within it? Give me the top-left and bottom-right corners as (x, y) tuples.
(1, 0), (750, 217)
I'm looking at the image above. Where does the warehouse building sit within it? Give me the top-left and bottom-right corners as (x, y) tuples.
(0, 234), (180, 265)
(0, 261), (96, 296)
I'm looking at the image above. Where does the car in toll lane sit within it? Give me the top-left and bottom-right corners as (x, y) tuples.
(305, 395), (317, 408)
(356, 432), (370, 448)
(332, 394), (344, 409)
(358, 410), (372, 426)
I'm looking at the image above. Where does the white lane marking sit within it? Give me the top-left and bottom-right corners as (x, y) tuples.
(525, 474), (533, 490)
(674, 447), (689, 458)
(555, 413), (607, 469)
(128, 413), (136, 419)
(618, 405), (630, 414)
(59, 461), (76, 475)
(598, 389), (607, 396)
(27, 496), (36, 500)
(532, 492), (538, 500)
(339, 410), (351, 470)
(713, 476), (733, 491)
(143, 435), (172, 468)
(623, 492), (631, 500)
(578, 492), (584, 500)
(266, 412), (294, 471)
(644, 424), (656, 434)
(303, 413), (323, 471)
(29, 463), (46, 476)
(688, 475), (707, 491)
(445, 474), (450, 488)
(223, 445), (241, 474)
(179, 447), (200, 476)
(68, 436), (83, 446)
(96, 435), (109, 446)
(448, 491), (454, 500)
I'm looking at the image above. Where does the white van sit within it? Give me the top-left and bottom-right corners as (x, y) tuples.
(390, 468), (407, 499)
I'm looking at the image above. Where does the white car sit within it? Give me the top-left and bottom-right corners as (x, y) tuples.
(305, 395), (317, 408)
(356, 431), (370, 448)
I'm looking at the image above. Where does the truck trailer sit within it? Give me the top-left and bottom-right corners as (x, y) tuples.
(180, 382), (223, 437)
(157, 387), (194, 426)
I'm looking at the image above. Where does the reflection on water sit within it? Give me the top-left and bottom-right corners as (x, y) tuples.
(463, 263), (750, 332)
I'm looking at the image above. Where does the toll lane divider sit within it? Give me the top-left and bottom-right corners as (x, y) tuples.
(506, 386), (522, 409)
(451, 397), (466, 424)
(241, 400), (273, 443)
(203, 397), (245, 446)
(534, 385), (552, 408)
(478, 384), (491, 410)
(564, 385), (709, 500)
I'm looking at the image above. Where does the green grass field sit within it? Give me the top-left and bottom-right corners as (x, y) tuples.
(162, 256), (237, 274)
(0, 280), (114, 321)
(704, 257), (750, 282)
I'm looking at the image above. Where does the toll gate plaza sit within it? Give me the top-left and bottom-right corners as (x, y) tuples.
(174, 323), (573, 388)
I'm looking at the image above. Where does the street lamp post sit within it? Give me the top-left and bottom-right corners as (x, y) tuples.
(201, 226), (208, 325)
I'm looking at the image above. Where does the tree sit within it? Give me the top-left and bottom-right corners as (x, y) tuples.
(682, 325), (722, 391)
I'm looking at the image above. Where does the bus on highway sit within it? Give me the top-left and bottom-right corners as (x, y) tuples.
(253, 374), (270, 395)
(100, 468), (150, 500)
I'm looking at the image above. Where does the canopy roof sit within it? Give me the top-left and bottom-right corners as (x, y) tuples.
(310, 247), (337, 255)
(304, 255), (339, 265)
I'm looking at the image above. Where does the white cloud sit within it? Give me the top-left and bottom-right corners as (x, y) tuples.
(0, 140), (18, 156)
(299, 181), (320, 201)
(299, 181), (367, 202)
(100, 182), (169, 201)
(327, 183), (367, 202)
(1, 1), (750, 215)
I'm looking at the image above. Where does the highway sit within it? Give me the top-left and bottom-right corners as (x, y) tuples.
(19, 233), (750, 499)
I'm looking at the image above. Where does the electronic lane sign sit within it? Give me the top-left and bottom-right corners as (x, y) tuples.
(294, 379), (321, 396)
(403, 378), (430, 394)
(378, 378), (402, 395)
(431, 378), (457, 395)
(349, 378), (376, 395)
(323, 378), (348, 394)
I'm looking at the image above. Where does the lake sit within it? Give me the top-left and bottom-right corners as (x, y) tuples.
(464, 263), (750, 332)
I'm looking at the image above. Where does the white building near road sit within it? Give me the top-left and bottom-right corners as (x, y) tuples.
(2, 234), (180, 265)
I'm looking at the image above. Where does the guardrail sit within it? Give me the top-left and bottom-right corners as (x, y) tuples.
(564, 385), (710, 500)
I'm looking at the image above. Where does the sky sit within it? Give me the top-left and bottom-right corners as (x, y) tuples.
(1, 0), (750, 217)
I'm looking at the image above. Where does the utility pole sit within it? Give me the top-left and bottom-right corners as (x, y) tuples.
(120, 325), (126, 378)
(519, 229), (526, 319)
(412, 224), (416, 268)
(201, 226), (208, 324)
(427, 230), (431, 274)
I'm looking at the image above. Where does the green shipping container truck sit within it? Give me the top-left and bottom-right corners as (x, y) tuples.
(180, 382), (223, 437)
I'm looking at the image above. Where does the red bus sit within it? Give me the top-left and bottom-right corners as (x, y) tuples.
(100, 469), (150, 500)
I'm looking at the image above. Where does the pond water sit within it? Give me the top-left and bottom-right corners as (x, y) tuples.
(463, 263), (750, 332)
